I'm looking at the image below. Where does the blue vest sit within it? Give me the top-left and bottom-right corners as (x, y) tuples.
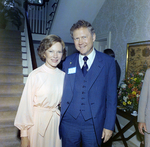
(67, 61), (92, 120)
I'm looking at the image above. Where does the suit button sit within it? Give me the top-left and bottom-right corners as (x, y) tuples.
(82, 92), (85, 94)
(67, 102), (70, 104)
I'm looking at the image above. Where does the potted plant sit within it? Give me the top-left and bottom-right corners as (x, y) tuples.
(0, 0), (24, 30)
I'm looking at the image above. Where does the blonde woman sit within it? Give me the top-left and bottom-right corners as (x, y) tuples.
(14, 35), (65, 147)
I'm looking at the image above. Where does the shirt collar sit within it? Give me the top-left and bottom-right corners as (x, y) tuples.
(79, 48), (96, 68)
(79, 48), (95, 61)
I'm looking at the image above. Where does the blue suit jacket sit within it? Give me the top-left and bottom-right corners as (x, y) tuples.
(60, 49), (117, 145)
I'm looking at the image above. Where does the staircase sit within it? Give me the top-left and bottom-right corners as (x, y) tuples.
(0, 29), (24, 147)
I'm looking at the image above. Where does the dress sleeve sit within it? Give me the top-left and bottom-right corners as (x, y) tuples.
(14, 72), (37, 137)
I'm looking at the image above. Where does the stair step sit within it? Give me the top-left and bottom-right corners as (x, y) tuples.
(0, 96), (21, 110)
(0, 45), (21, 51)
(0, 50), (21, 57)
(0, 84), (24, 95)
(0, 43), (21, 49)
(0, 74), (23, 83)
(0, 29), (21, 38)
(0, 110), (17, 121)
(0, 52), (22, 57)
(0, 137), (20, 147)
(0, 126), (18, 139)
(0, 65), (23, 74)
(0, 111), (18, 142)
(0, 106), (18, 112)
(0, 120), (14, 128)
(0, 94), (22, 108)
(0, 57), (22, 65)
(0, 39), (21, 44)
(0, 55), (22, 59)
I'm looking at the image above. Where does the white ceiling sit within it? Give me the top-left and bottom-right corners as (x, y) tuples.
(50, 0), (106, 43)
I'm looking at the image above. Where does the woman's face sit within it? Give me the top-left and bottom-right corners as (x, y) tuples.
(44, 42), (63, 69)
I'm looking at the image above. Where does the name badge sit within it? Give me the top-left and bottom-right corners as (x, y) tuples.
(68, 67), (76, 74)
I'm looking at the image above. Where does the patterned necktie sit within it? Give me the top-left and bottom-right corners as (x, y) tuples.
(82, 56), (88, 76)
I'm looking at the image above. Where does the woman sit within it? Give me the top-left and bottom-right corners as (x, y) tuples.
(14, 35), (65, 147)
(138, 69), (150, 147)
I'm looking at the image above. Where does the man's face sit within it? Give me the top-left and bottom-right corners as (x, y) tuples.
(73, 27), (96, 56)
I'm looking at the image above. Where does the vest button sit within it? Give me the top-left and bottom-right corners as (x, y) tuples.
(82, 92), (85, 94)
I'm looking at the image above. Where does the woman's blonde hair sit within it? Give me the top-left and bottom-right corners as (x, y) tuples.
(37, 34), (66, 62)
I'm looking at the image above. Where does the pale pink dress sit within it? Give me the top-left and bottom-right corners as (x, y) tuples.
(14, 64), (65, 147)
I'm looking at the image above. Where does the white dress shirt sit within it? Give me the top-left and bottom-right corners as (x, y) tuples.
(79, 48), (96, 71)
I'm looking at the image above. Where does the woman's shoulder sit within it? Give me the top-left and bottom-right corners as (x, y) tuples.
(28, 64), (44, 78)
(57, 68), (65, 76)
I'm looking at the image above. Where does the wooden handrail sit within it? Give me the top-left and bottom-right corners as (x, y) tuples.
(24, 1), (37, 70)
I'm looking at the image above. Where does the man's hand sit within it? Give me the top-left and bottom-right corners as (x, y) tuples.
(101, 128), (113, 143)
(138, 122), (147, 135)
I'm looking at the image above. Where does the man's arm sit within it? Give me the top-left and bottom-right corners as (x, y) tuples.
(138, 122), (147, 135)
(102, 57), (117, 142)
(104, 58), (117, 130)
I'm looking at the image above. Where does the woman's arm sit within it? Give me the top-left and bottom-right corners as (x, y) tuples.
(21, 137), (30, 147)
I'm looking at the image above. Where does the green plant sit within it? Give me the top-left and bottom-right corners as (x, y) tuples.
(0, 0), (24, 30)
(118, 72), (145, 112)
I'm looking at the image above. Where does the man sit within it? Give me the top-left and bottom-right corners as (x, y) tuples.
(59, 20), (117, 147)
(102, 49), (121, 147)
(103, 48), (121, 86)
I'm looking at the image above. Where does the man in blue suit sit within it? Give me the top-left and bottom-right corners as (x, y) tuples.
(59, 20), (117, 147)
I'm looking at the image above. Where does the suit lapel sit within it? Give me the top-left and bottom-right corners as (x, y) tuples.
(66, 51), (104, 91)
(87, 51), (104, 91)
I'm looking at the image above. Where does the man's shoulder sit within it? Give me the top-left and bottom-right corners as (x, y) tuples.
(67, 52), (78, 58)
(64, 52), (78, 62)
(62, 53), (79, 70)
(95, 50), (113, 61)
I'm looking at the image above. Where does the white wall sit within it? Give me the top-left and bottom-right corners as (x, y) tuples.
(93, 0), (150, 83)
